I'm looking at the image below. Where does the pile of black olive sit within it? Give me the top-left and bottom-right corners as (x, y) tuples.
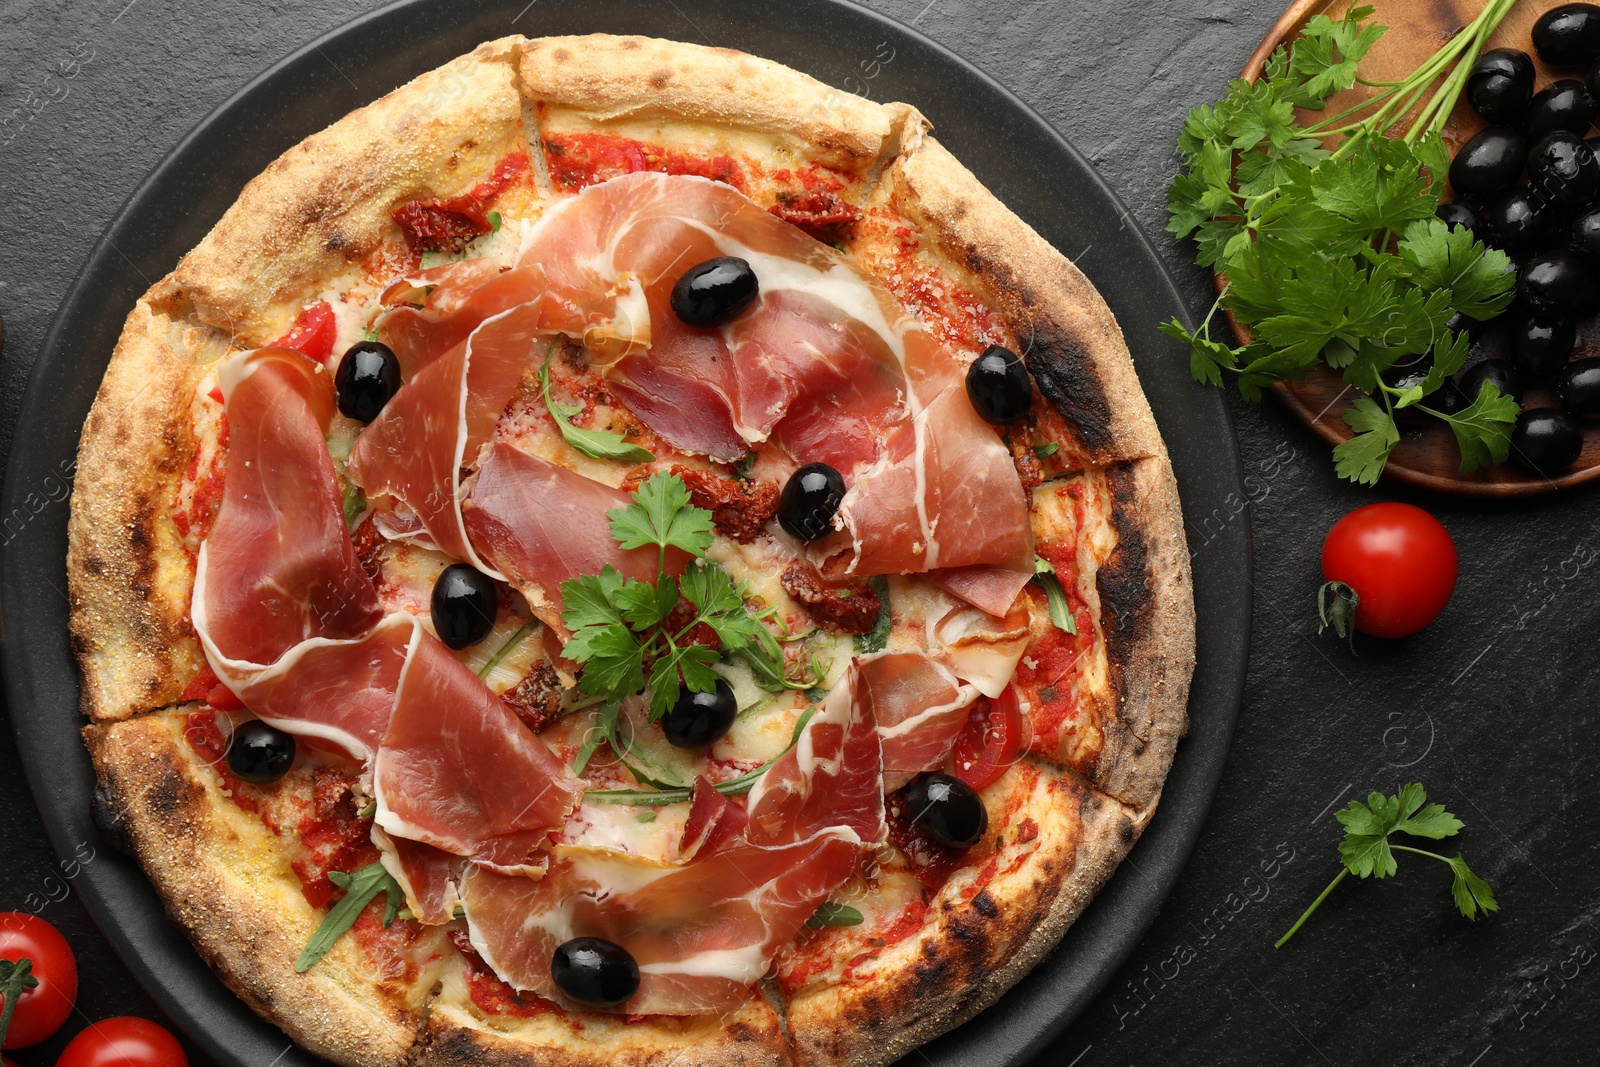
(1436, 3), (1600, 475)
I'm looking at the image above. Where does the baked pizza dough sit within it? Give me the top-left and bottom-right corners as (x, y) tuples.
(69, 33), (1194, 1067)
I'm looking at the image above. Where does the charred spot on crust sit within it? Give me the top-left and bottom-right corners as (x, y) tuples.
(91, 777), (135, 855)
(1097, 466), (1154, 665)
(1025, 327), (1117, 459)
(971, 890), (999, 919)
(143, 757), (199, 820)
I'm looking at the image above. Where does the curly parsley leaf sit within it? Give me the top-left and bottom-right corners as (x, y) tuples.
(609, 471), (715, 560)
(1425, 381), (1519, 473)
(296, 862), (406, 972)
(1277, 783), (1497, 947)
(539, 338), (655, 462)
(1332, 396), (1400, 487)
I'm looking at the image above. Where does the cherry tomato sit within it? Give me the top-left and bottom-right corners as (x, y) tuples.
(55, 1018), (187, 1067)
(270, 301), (338, 363)
(948, 686), (1023, 790)
(1321, 503), (1458, 639)
(1, 913), (78, 1049)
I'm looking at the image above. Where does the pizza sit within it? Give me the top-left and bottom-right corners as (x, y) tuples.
(67, 33), (1194, 1067)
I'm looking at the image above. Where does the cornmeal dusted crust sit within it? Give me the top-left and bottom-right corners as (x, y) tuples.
(68, 32), (1196, 1067)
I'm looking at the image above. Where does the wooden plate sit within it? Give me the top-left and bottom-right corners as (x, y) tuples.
(1234, 0), (1600, 495)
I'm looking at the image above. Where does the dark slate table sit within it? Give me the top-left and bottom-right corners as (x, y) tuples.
(2, 1), (1596, 1064)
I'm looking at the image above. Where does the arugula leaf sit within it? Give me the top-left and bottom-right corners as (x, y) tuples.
(487, 210), (503, 233)
(539, 339), (655, 462)
(1277, 783), (1498, 947)
(1032, 442), (1060, 459)
(295, 862), (406, 972)
(806, 902), (865, 929)
(1332, 395), (1400, 487)
(1032, 556), (1079, 635)
(476, 619), (539, 680)
(855, 576), (892, 654)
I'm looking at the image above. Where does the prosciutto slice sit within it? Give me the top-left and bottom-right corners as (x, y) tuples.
(745, 675), (885, 847)
(376, 262), (544, 377)
(373, 631), (583, 873)
(347, 300), (544, 568)
(678, 777), (749, 862)
(460, 835), (858, 1015)
(374, 827), (463, 926)
(462, 443), (686, 638)
(859, 651), (980, 793)
(515, 171), (1031, 585)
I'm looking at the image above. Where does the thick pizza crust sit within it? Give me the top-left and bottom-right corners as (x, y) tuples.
(84, 711), (440, 1067)
(520, 35), (897, 177)
(882, 133), (1166, 465)
(1092, 457), (1196, 820)
(174, 36), (535, 345)
(68, 279), (228, 722)
(781, 762), (1136, 1067)
(421, 971), (789, 1067)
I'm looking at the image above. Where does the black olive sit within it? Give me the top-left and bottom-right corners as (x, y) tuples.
(431, 564), (498, 650)
(1535, 4), (1600, 65)
(1429, 378), (1472, 417)
(1444, 310), (1482, 338)
(1460, 358), (1524, 403)
(1527, 132), (1600, 208)
(964, 344), (1032, 424)
(1483, 188), (1556, 252)
(1524, 80), (1599, 140)
(1520, 249), (1591, 314)
(1472, 47), (1537, 86)
(1448, 127), (1527, 198)
(335, 341), (402, 423)
(1510, 314), (1578, 381)
(777, 463), (846, 541)
(1557, 356), (1600, 415)
(1435, 200), (1485, 238)
(661, 678), (737, 749)
(1589, 55), (1600, 103)
(1570, 204), (1600, 259)
(1511, 408), (1586, 473)
(227, 720), (296, 784)
(670, 257), (760, 327)
(551, 938), (640, 1006)
(903, 772), (988, 849)
(1468, 74), (1532, 126)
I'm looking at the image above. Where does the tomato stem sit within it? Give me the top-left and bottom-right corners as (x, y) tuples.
(0, 956), (40, 1048)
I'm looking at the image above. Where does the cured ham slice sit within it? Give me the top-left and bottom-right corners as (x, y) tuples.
(859, 651), (980, 793)
(376, 262), (545, 377)
(373, 630), (583, 874)
(517, 172), (1030, 583)
(460, 835), (858, 1015)
(194, 348), (382, 668)
(745, 674), (885, 847)
(374, 826), (463, 926)
(678, 777), (749, 862)
(462, 443), (685, 638)
(928, 564), (1037, 620)
(347, 300), (544, 569)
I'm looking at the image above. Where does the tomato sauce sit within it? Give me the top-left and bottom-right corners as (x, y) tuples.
(182, 709), (262, 815)
(447, 929), (562, 1018)
(291, 768), (380, 909)
(392, 152), (530, 252)
(542, 132), (746, 193)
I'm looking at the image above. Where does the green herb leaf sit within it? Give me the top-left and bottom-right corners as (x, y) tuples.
(1332, 396), (1400, 487)
(1032, 442), (1060, 459)
(584, 705), (819, 805)
(1425, 382), (1519, 473)
(539, 339), (655, 462)
(1397, 217), (1517, 320)
(806, 902), (865, 928)
(1276, 783), (1498, 947)
(295, 862), (406, 972)
(609, 471), (715, 559)
(487, 210), (504, 233)
(855, 576), (892, 654)
(1032, 557), (1078, 635)
(476, 619), (540, 680)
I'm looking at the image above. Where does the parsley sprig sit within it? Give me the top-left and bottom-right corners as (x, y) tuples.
(1164, 2), (1522, 485)
(1276, 783), (1498, 947)
(560, 472), (786, 721)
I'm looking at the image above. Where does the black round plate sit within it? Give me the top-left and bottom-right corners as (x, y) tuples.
(0, 1), (1250, 1064)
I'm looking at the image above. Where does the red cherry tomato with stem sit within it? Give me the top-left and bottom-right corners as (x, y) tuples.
(1320, 503), (1458, 640)
(55, 1017), (187, 1067)
(949, 685), (1024, 790)
(0, 913), (78, 1050)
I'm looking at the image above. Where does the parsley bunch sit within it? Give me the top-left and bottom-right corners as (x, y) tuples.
(1164, 2), (1523, 485)
(560, 471), (786, 721)
(1277, 783), (1498, 947)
